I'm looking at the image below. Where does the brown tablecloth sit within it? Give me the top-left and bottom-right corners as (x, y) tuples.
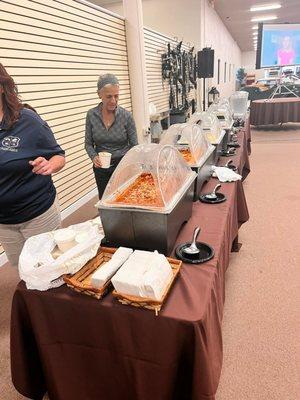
(250, 97), (300, 126)
(10, 131), (250, 400)
(219, 125), (251, 181)
(243, 117), (251, 155)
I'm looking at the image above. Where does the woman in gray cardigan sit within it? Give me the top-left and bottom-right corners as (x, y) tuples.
(85, 74), (138, 198)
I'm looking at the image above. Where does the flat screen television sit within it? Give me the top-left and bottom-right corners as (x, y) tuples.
(256, 22), (300, 69)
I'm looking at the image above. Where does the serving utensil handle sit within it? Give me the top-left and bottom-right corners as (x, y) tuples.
(191, 227), (200, 246)
(213, 184), (221, 195)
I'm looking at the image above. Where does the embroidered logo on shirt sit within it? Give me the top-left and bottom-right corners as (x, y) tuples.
(1, 136), (20, 152)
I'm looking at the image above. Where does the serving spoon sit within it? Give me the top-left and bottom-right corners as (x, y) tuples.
(183, 227), (201, 255)
(205, 184), (221, 200)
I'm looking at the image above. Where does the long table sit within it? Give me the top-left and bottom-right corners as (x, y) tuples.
(10, 128), (250, 400)
(250, 97), (300, 126)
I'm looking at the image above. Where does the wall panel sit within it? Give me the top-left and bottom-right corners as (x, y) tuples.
(0, 0), (131, 259)
(144, 27), (195, 114)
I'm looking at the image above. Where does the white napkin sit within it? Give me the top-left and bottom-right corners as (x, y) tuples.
(91, 247), (133, 287)
(212, 166), (242, 182)
(111, 250), (173, 300)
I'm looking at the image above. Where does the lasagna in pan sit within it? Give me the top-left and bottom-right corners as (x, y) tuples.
(113, 173), (164, 207)
(178, 149), (195, 165)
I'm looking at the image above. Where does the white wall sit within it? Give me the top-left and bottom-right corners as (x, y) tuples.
(141, 0), (201, 49)
(100, 0), (242, 101)
(104, 0), (201, 49)
(203, 0), (242, 98)
(242, 51), (256, 74)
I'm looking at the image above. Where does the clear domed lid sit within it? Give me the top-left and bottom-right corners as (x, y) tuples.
(188, 111), (223, 144)
(161, 123), (214, 167)
(101, 144), (196, 212)
(208, 101), (233, 127)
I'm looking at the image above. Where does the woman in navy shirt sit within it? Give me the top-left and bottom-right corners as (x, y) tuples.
(0, 64), (65, 267)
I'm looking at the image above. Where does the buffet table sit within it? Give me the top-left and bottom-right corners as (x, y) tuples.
(11, 129), (250, 400)
(250, 97), (300, 126)
(226, 124), (250, 181)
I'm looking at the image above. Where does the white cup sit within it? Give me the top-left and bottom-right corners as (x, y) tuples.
(53, 228), (76, 253)
(98, 152), (111, 168)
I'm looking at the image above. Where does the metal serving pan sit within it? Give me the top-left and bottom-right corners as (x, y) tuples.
(99, 176), (196, 256)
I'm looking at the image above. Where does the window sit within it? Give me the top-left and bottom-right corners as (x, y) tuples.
(217, 59), (220, 84)
(224, 62), (227, 83)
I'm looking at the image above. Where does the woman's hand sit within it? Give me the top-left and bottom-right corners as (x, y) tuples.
(29, 155), (65, 175)
(93, 155), (102, 168)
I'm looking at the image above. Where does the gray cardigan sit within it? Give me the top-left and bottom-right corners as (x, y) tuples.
(85, 104), (138, 162)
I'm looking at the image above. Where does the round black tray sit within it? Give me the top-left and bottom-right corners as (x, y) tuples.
(220, 149), (236, 157)
(199, 192), (226, 204)
(233, 119), (245, 128)
(225, 164), (237, 172)
(175, 241), (214, 264)
(227, 142), (240, 148)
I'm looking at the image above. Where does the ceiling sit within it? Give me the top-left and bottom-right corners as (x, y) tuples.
(214, 0), (300, 52)
(89, 0), (299, 52)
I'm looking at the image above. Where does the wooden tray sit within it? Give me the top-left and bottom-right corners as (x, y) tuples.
(63, 246), (116, 299)
(112, 257), (182, 316)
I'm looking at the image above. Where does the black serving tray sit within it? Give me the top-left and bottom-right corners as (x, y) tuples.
(227, 142), (240, 148)
(225, 164), (237, 172)
(220, 148), (236, 157)
(175, 241), (214, 264)
(199, 192), (226, 204)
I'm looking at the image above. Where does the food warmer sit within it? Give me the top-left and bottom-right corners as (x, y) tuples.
(208, 99), (233, 130)
(160, 123), (215, 201)
(188, 111), (226, 164)
(98, 144), (197, 255)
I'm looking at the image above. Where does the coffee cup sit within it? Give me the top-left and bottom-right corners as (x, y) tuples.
(98, 152), (111, 168)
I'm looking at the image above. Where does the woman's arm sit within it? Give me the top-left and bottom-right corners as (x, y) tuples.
(30, 155), (65, 175)
(126, 113), (138, 147)
(29, 114), (66, 175)
(85, 112), (102, 167)
(85, 113), (98, 160)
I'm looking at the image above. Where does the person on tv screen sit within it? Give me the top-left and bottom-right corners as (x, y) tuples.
(277, 36), (296, 66)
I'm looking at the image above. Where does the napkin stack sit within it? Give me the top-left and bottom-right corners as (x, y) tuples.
(111, 250), (173, 301)
(91, 247), (133, 287)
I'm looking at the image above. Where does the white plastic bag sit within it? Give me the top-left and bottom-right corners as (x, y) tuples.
(19, 220), (104, 291)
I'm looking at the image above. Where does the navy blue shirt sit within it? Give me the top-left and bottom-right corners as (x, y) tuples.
(0, 109), (65, 224)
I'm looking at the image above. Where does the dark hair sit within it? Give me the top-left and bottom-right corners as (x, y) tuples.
(22, 103), (37, 114)
(0, 63), (22, 128)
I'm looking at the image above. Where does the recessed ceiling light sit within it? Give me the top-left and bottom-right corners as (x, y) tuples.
(250, 4), (281, 12)
(252, 26), (258, 30)
(251, 15), (278, 22)
(253, 32), (258, 35)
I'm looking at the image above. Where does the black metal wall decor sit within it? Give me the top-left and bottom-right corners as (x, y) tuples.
(162, 42), (197, 115)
